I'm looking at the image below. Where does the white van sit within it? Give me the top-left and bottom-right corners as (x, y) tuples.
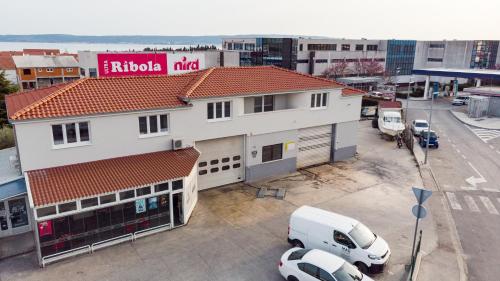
(287, 206), (390, 274)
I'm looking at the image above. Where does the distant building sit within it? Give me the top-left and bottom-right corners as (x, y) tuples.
(0, 52), (19, 84)
(13, 55), (80, 91)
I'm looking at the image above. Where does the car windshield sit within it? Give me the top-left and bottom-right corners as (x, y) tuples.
(422, 131), (437, 138)
(384, 116), (401, 123)
(332, 262), (363, 281)
(348, 223), (376, 249)
(415, 122), (428, 127)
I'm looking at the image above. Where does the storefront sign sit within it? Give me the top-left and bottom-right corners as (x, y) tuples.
(135, 199), (146, 214)
(97, 53), (167, 77)
(38, 221), (53, 237)
(148, 197), (158, 210)
(167, 53), (205, 75)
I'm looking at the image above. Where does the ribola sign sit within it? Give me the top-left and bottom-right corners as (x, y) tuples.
(97, 53), (167, 77)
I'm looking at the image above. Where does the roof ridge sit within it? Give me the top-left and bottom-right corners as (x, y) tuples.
(269, 65), (344, 87)
(12, 78), (88, 120)
(182, 67), (215, 98)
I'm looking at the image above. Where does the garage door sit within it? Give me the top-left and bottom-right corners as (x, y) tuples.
(195, 136), (245, 190)
(297, 125), (332, 168)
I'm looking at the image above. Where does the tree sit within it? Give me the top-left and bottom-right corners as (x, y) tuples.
(0, 70), (19, 126)
(322, 61), (349, 79)
(353, 60), (364, 76)
(495, 64), (500, 70)
(362, 60), (384, 77)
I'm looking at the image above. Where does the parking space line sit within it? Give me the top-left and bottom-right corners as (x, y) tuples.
(446, 192), (462, 210)
(479, 196), (499, 215)
(464, 195), (480, 213)
(461, 154), (467, 160)
(456, 149), (461, 154)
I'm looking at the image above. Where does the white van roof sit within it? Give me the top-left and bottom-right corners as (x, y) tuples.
(292, 206), (359, 233)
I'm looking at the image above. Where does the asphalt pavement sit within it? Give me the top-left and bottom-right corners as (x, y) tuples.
(407, 98), (500, 281)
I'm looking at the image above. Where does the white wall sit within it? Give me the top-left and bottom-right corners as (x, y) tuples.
(335, 121), (359, 149)
(14, 88), (361, 171)
(246, 129), (298, 167)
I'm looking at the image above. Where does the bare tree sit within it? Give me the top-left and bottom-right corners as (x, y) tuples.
(362, 60), (384, 77)
(323, 61), (349, 79)
(353, 60), (364, 76)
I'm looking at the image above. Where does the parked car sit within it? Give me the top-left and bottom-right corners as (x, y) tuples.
(279, 248), (373, 281)
(411, 119), (430, 136)
(287, 206), (390, 274)
(452, 96), (470, 106)
(419, 130), (439, 148)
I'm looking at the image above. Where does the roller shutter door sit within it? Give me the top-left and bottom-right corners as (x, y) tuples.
(297, 125), (332, 168)
(195, 136), (245, 190)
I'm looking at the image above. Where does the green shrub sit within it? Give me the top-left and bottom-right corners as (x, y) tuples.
(0, 126), (15, 150)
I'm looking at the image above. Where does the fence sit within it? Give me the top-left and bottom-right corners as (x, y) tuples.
(403, 125), (414, 152)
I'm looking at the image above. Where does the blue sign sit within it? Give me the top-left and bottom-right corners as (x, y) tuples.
(135, 198), (146, 214)
(433, 82), (439, 95)
(412, 205), (427, 219)
(412, 187), (432, 205)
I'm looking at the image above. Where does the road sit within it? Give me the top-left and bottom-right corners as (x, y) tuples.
(406, 98), (500, 281)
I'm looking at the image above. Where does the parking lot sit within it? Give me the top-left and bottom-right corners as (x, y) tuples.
(0, 121), (437, 281)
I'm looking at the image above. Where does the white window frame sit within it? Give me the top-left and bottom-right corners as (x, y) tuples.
(310, 93), (328, 109)
(46, 68), (54, 72)
(51, 121), (91, 149)
(207, 101), (231, 122)
(138, 113), (169, 138)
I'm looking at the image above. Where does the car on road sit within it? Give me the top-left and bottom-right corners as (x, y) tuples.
(411, 119), (430, 136)
(279, 248), (373, 281)
(419, 130), (439, 148)
(452, 96), (470, 106)
(287, 206), (390, 274)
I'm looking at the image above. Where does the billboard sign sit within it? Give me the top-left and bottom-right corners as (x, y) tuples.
(167, 53), (205, 75)
(97, 53), (167, 77)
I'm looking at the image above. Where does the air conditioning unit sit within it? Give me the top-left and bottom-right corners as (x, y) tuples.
(172, 139), (184, 150)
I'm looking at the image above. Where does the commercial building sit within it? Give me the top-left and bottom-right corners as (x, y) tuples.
(13, 55), (80, 91)
(78, 50), (239, 78)
(5, 66), (363, 265)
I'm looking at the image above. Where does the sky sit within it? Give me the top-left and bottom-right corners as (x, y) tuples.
(2, 0), (500, 40)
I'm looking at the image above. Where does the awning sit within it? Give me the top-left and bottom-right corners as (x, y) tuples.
(0, 177), (27, 201)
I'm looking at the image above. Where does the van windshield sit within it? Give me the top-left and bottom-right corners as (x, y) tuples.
(348, 223), (376, 249)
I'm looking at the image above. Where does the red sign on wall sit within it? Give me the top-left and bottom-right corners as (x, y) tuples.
(97, 53), (167, 77)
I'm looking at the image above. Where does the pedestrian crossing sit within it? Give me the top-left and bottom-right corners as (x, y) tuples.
(466, 126), (500, 143)
(447, 192), (500, 215)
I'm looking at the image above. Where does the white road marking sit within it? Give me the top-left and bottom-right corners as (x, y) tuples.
(479, 196), (499, 215)
(446, 192), (462, 210)
(468, 162), (486, 180)
(461, 154), (467, 160)
(482, 188), (500, 193)
(461, 186), (478, 191)
(464, 195), (480, 212)
(466, 126), (500, 143)
(456, 149), (461, 154)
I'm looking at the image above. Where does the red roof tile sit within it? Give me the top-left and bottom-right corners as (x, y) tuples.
(342, 87), (365, 95)
(27, 148), (200, 207)
(7, 66), (350, 121)
(5, 83), (72, 117)
(0, 56), (16, 70)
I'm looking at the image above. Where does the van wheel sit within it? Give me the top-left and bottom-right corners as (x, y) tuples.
(355, 262), (369, 274)
(291, 240), (304, 248)
(287, 276), (299, 281)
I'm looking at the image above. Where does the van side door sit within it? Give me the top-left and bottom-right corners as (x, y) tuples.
(332, 230), (356, 263)
(308, 225), (331, 252)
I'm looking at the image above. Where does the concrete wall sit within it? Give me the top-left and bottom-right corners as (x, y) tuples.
(333, 120), (358, 161)
(14, 88), (362, 171)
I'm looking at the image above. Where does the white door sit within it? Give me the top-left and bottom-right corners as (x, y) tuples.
(0, 196), (31, 238)
(297, 125), (332, 168)
(196, 136), (245, 190)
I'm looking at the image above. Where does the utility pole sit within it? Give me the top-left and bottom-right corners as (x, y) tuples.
(405, 78), (413, 123)
(424, 91), (434, 164)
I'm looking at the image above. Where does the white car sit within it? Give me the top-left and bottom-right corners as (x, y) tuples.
(279, 248), (373, 281)
(411, 119), (429, 136)
(452, 96), (470, 105)
(288, 206), (390, 274)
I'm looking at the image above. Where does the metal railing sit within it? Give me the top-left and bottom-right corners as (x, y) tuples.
(133, 223), (171, 240)
(91, 233), (133, 252)
(41, 245), (90, 267)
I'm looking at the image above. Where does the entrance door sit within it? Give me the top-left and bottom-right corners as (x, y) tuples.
(0, 201), (9, 237)
(172, 193), (183, 227)
(297, 125), (332, 168)
(0, 197), (31, 237)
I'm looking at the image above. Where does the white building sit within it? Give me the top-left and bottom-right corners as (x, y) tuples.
(6, 66), (363, 265)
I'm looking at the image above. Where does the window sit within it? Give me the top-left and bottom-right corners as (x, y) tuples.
(315, 59), (328, 63)
(299, 44), (303, 51)
(297, 59), (309, 63)
(355, 44), (364, 51)
(199, 170), (207, 175)
(172, 180), (183, 190)
(210, 167), (219, 173)
(155, 182), (169, 192)
(136, 186), (151, 197)
(221, 157), (230, 163)
(288, 249), (311, 260)
(427, 58), (443, 62)
(222, 165), (230, 171)
(51, 122), (91, 146)
(244, 43), (255, 51)
(80, 68), (86, 76)
(334, 231), (355, 248)
(81, 197), (98, 208)
(66, 68), (73, 72)
(233, 163), (241, 168)
(233, 155), (241, 161)
(99, 194), (116, 204)
(308, 44), (336, 51)
(58, 202), (77, 213)
(233, 43), (243, 50)
(207, 101), (231, 121)
(210, 159), (219, 165)
(253, 95), (275, 113)
(199, 161), (207, 167)
(367, 44), (378, 51)
(138, 114), (168, 135)
(23, 69), (31, 75)
(318, 268), (335, 281)
(89, 68), (97, 77)
(119, 190), (135, 200)
(430, 43), (445, 48)
(298, 263), (318, 278)
(37, 206), (56, 217)
(227, 43), (233, 50)
(311, 93), (328, 108)
(46, 68), (54, 72)
(341, 44), (350, 51)
(262, 143), (283, 162)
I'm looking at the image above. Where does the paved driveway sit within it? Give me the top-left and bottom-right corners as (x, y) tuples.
(0, 121), (434, 281)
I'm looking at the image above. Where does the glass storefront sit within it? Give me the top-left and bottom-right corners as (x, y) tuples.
(38, 193), (179, 257)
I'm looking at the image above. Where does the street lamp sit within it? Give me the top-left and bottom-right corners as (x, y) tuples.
(424, 91), (435, 164)
(405, 77), (414, 123)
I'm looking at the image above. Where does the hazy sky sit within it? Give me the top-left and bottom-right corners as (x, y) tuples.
(3, 0), (500, 40)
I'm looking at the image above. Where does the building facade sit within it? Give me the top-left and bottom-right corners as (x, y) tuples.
(6, 66), (362, 265)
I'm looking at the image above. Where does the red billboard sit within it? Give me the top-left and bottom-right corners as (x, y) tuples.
(97, 53), (167, 77)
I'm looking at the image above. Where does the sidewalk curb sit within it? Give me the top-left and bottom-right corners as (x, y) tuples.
(411, 144), (468, 281)
(449, 110), (500, 130)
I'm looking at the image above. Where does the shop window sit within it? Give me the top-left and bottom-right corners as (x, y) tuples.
(58, 202), (77, 213)
(119, 190), (135, 200)
(233, 163), (241, 168)
(69, 213), (86, 234)
(233, 155), (241, 161)
(84, 211), (98, 232)
(198, 161), (207, 167)
(154, 182), (169, 192)
(138, 114), (168, 136)
(210, 159), (219, 165)
(136, 186), (151, 197)
(199, 170), (207, 175)
(158, 195), (170, 225)
(81, 197), (98, 208)
(110, 205), (124, 226)
(97, 208), (111, 228)
(53, 217), (70, 239)
(99, 194), (116, 204)
(172, 180), (183, 190)
(210, 167), (219, 173)
(222, 165), (230, 171)
(37, 206), (57, 218)
(262, 143), (283, 162)
(222, 157), (230, 163)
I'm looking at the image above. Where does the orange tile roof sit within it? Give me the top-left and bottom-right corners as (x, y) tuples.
(7, 66), (352, 121)
(27, 148), (200, 207)
(0, 55), (16, 70)
(5, 83), (72, 117)
(379, 100), (402, 108)
(342, 87), (365, 96)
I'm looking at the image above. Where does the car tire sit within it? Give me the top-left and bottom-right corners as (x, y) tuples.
(435, 144), (439, 149)
(355, 262), (369, 274)
(287, 276), (299, 281)
(291, 239), (304, 248)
